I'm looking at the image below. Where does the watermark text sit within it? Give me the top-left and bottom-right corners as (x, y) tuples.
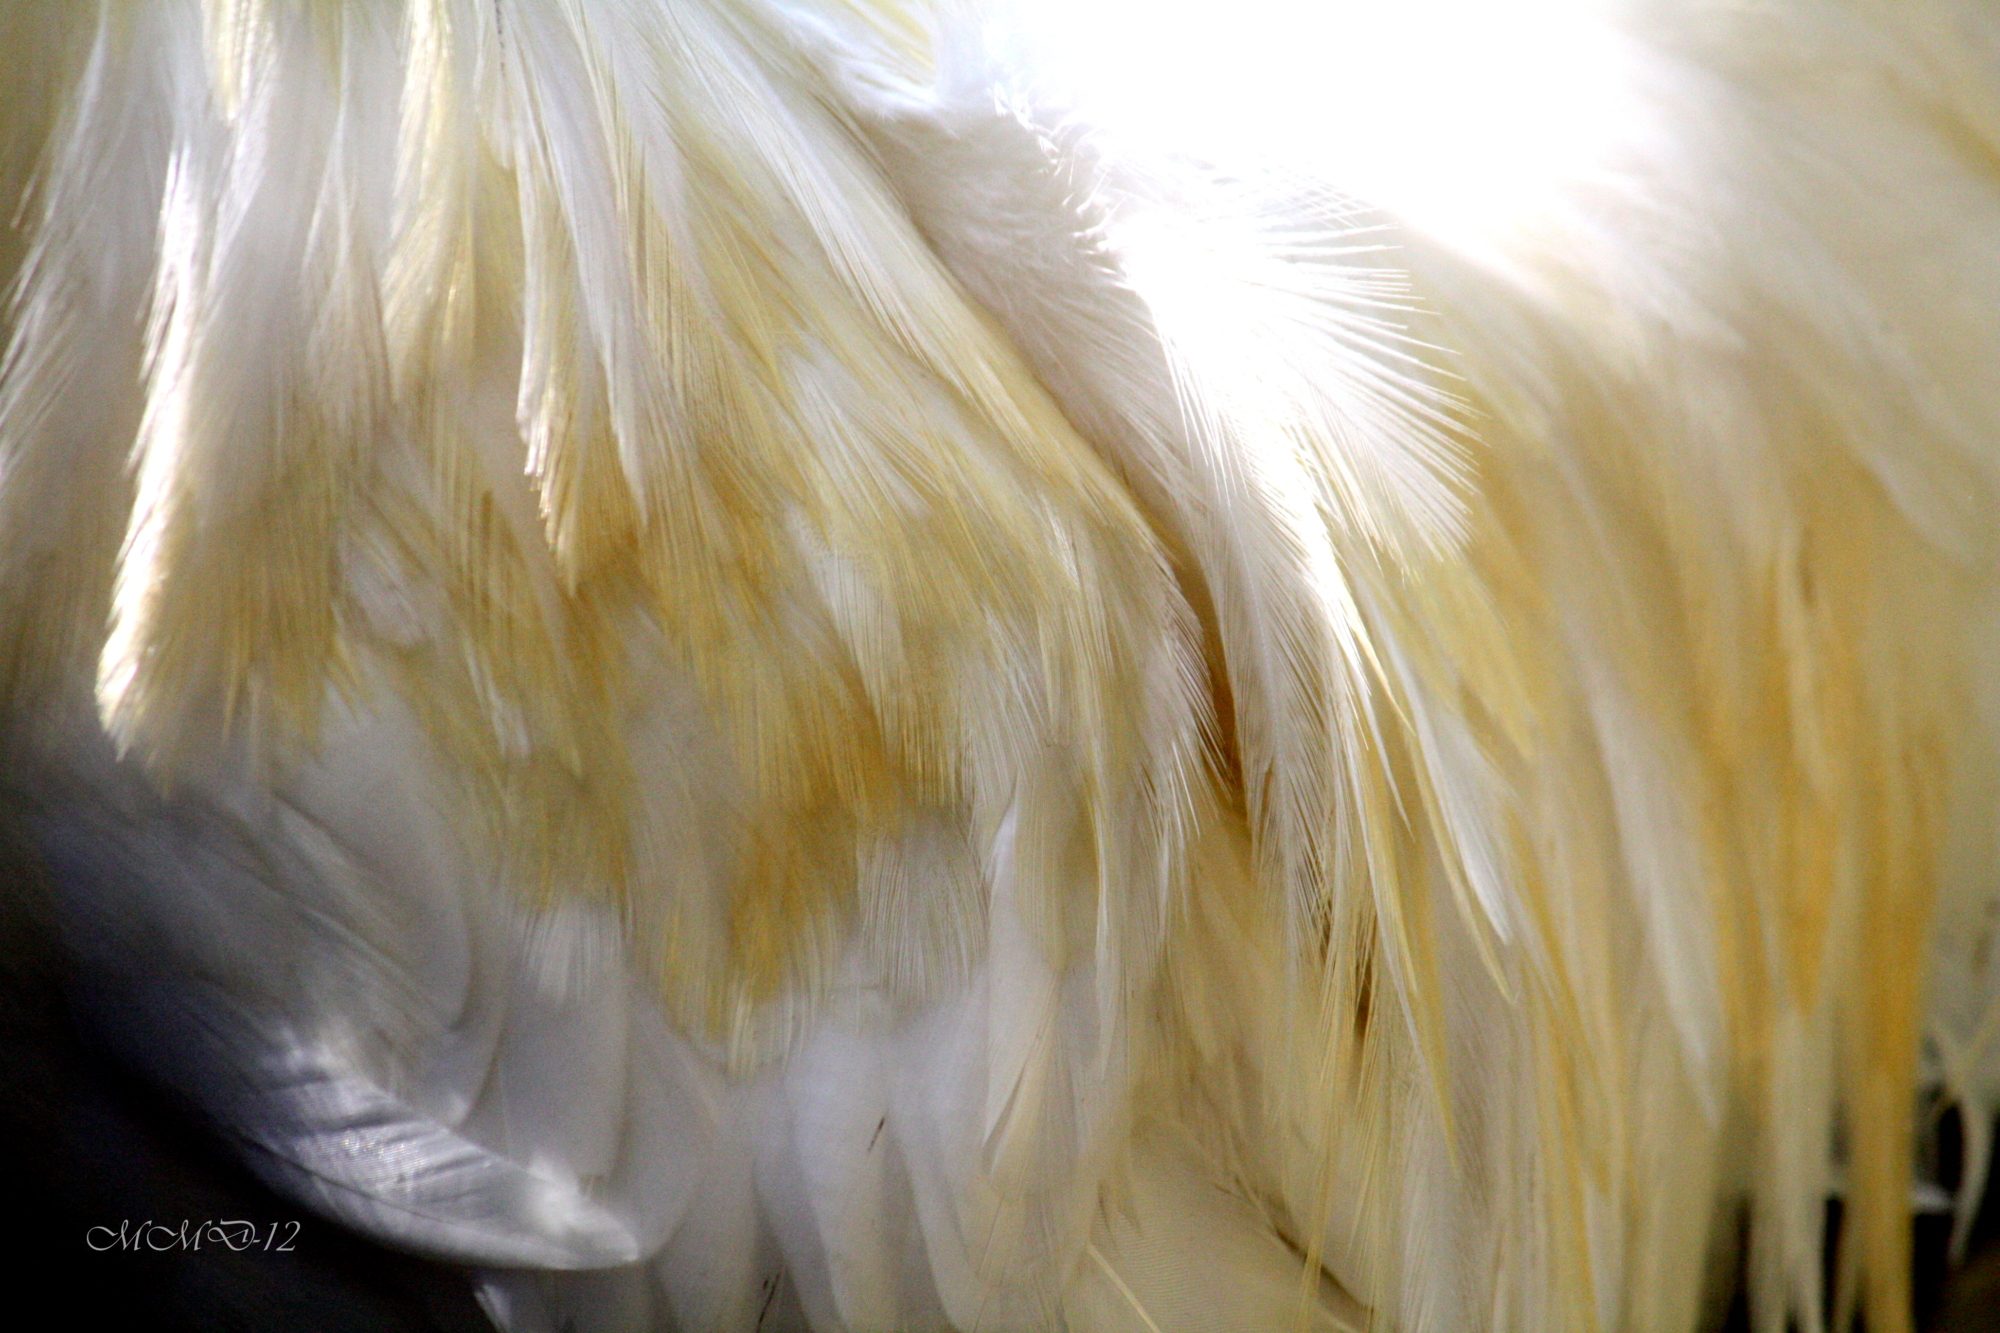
(85, 1220), (300, 1253)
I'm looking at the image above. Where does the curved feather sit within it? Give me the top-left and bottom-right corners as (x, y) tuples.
(3, 2), (2000, 1331)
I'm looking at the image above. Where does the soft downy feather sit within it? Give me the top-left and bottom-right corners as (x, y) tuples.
(3, 1), (2000, 1331)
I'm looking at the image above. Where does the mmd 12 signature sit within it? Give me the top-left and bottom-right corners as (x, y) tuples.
(85, 1220), (301, 1253)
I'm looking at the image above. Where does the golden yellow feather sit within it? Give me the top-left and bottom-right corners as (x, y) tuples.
(3, 2), (1999, 1330)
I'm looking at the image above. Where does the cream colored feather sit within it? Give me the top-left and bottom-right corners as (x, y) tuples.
(3, 1), (1998, 1330)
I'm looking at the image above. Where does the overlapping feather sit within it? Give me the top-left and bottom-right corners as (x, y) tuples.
(2, 1), (1998, 1331)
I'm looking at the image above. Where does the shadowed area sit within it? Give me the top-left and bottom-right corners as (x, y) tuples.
(0, 828), (491, 1332)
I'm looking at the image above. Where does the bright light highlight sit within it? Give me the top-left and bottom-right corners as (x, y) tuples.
(995, 0), (1637, 245)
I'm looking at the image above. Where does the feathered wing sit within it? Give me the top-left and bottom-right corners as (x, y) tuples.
(848, 2), (2000, 1329)
(2, 0), (1210, 1325)
(1385, 9), (2000, 1327)
(3, 2), (2000, 1332)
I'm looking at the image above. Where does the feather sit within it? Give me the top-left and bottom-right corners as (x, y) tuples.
(5, 1), (2000, 1330)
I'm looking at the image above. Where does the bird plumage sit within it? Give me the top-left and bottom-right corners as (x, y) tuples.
(4, 1), (1999, 1329)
